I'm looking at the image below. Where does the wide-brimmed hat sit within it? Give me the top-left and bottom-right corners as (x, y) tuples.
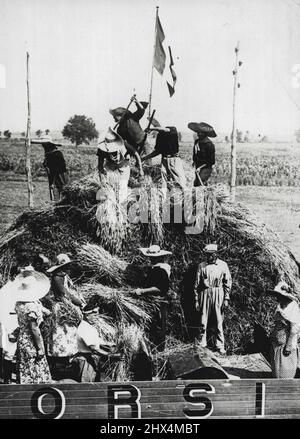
(31, 135), (62, 146)
(139, 245), (172, 258)
(267, 281), (295, 301)
(203, 244), (218, 253)
(47, 253), (72, 273)
(98, 127), (125, 153)
(109, 107), (131, 119)
(188, 122), (217, 138)
(147, 116), (161, 128)
(13, 272), (50, 302)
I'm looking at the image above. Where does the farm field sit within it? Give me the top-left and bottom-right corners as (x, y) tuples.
(0, 179), (299, 261)
(0, 139), (299, 259)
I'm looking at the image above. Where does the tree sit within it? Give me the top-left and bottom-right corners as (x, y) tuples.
(295, 130), (300, 143)
(62, 115), (98, 147)
(236, 129), (243, 143)
(21, 132), (26, 137)
(243, 130), (250, 142)
(35, 129), (42, 137)
(45, 129), (50, 135)
(224, 135), (229, 143)
(4, 130), (11, 139)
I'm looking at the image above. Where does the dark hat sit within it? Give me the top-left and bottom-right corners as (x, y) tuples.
(188, 122), (217, 138)
(109, 107), (131, 118)
(140, 101), (149, 109)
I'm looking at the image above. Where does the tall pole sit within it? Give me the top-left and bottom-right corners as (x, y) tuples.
(25, 52), (34, 207)
(148, 6), (159, 118)
(230, 41), (242, 203)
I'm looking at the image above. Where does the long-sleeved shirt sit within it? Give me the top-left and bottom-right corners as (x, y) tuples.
(117, 107), (146, 149)
(194, 259), (232, 301)
(193, 138), (215, 168)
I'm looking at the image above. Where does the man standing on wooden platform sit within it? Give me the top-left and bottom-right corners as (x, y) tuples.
(188, 122), (216, 186)
(32, 135), (69, 202)
(194, 244), (232, 354)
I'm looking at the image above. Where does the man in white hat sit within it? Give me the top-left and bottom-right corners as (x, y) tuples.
(134, 245), (172, 351)
(194, 244), (232, 354)
(31, 135), (69, 202)
(97, 127), (144, 204)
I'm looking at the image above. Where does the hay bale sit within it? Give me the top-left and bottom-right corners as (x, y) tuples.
(0, 171), (299, 355)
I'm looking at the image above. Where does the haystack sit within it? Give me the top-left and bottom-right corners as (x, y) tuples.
(0, 169), (299, 356)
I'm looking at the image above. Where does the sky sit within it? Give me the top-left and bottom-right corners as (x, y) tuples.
(0, 0), (300, 138)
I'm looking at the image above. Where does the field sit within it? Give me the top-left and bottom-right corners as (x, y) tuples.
(0, 138), (299, 260)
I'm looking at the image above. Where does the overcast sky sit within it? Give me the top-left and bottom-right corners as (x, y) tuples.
(0, 0), (300, 137)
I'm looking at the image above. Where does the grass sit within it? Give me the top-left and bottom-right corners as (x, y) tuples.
(1, 138), (300, 185)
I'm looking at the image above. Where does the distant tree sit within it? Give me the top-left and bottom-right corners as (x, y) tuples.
(3, 130), (11, 139)
(224, 135), (229, 143)
(45, 129), (50, 135)
(244, 130), (250, 142)
(178, 131), (182, 142)
(261, 135), (268, 143)
(35, 129), (42, 138)
(21, 132), (26, 137)
(62, 114), (98, 147)
(236, 129), (243, 143)
(0, 131), (2, 137)
(295, 129), (300, 143)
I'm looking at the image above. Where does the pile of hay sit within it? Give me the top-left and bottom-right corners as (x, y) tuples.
(0, 169), (299, 357)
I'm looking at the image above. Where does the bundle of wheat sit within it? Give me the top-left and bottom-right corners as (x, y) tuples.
(80, 283), (160, 326)
(76, 243), (142, 286)
(108, 323), (150, 381)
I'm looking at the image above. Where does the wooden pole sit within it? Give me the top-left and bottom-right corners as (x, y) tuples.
(230, 41), (241, 203)
(148, 6), (159, 118)
(25, 52), (34, 207)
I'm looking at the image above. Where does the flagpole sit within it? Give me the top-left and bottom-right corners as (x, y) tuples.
(148, 6), (159, 118)
(25, 51), (34, 207)
(230, 41), (242, 203)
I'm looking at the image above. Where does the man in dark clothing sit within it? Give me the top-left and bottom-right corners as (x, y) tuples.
(32, 135), (69, 201)
(188, 122), (216, 186)
(109, 95), (152, 160)
(134, 245), (172, 351)
(141, 122), (186, 191)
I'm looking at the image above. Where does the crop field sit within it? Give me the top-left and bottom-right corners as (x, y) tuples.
(1, 139), (300, 186)
(0, 138), (299, 260)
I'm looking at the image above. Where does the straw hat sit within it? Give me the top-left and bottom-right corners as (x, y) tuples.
(267, 281), (295, 301)
(109, 107), (130, 118)
(139, 245), (172, 258)
(187, 122), (217, 138)
(31, 135), (62, 146)
(13, 272), (50, 302)
(47, 253), (72, 273)
(203, 244), (218, 253)
(97, 127), (125, 153)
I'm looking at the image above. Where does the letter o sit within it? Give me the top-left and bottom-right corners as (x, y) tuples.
(31, 387), (66, 419)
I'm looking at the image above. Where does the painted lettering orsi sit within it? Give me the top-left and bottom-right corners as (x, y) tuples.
(28, 382), (267, 419)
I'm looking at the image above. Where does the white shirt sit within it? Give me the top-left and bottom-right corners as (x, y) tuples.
(77, 320), (100, 353)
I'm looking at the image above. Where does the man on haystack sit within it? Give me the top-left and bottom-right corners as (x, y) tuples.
(97, 127), (144, 204)
(109, 95), (152, 161)
(32, 135), (69, 202)
(188, 122), (216, 186)
(194, 244), (232, 354)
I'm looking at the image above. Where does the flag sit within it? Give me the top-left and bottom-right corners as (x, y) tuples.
(166, 46), (177, 97)
(153, 16), (166, 75)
